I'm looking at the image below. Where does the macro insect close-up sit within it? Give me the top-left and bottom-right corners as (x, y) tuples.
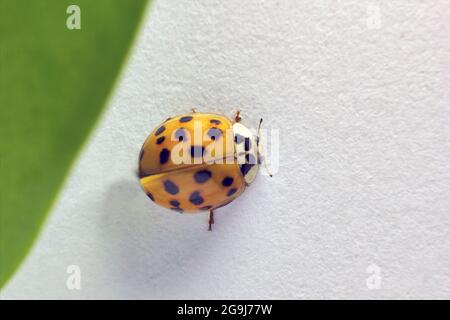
(2, 0), (449, 302)
(138, 111), (268, 230)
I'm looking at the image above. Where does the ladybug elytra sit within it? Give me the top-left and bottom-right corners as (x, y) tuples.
(138, 111), (263, 230)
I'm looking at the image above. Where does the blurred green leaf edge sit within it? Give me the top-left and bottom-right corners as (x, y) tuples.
(0, 0), (150, 289)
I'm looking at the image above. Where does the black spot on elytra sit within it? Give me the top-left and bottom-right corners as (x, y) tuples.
(164, 180), (179, 195)
(146, 192), (154, 201)
(179, 116), (193, 123)
(210, 119), (221, 125)
(194, 170), (212, 183)
(222, 177), (234, 187)
(170, 200), (180, 207)
(174, 128), (187, 141)
(156, 136), (165, 145)
(207, 128), (222, 140)
(190, 145), (205, 158)
(159, 148), (170, 164)
(171, 207), (183, 213)
(227, 188), (238, 197)
(244, 137), (252, 151)
(189, 191), (204, 205)
(234, 134), (245, 144)
(200, 205), (212, 211)
(155, 126), (166, 136)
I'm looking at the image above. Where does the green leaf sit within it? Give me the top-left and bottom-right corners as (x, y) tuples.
(0, 0), (148, 288)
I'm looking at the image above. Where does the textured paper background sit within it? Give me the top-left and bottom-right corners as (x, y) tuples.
(2, 0), (450, 299)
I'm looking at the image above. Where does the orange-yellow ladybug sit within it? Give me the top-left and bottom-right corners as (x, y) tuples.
(138, 111), (263, 230)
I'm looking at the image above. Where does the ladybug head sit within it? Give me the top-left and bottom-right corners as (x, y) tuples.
(232, 122), (260, 184)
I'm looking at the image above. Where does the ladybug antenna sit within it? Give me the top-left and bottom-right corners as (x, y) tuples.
(257, 118), (273, 178)
(257, 118), (263, 137)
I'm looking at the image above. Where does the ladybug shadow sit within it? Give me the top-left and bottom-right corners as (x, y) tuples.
(99, 179), (219, 298)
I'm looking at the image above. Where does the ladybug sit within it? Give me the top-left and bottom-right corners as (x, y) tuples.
(138, 110), (266, 230)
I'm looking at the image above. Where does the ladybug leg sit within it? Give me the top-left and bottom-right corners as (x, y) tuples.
(234, 110), (242, 123)
(191, 107), (197, 113)
(208, 209), (214, 231)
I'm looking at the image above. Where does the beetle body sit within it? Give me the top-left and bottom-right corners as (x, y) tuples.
(138, 112), (259, 213)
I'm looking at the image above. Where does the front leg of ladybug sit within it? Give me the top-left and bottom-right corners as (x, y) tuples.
(208, 209), (214, 231)
(234, 110), (242, 123)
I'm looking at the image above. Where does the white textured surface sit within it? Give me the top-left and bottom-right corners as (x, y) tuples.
(2, 0), (450, 299)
